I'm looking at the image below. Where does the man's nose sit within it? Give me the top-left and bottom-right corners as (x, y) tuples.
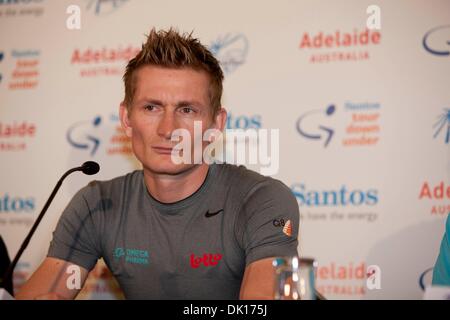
(157, 110), (177, 139)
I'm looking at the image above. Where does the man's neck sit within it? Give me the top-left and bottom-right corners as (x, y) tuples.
(143, 164), (210, 203)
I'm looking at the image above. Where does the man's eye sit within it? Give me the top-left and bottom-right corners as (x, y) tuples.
(181, 107), (195, 114)
(145, 105), (156, 111)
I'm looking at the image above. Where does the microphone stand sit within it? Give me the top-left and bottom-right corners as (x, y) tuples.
(0, 162), (99, 296)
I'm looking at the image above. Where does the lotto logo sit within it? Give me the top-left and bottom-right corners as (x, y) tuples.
(190, 253), (222, 268)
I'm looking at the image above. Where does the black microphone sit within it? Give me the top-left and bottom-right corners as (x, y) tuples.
(0, 161), (100, 296)
(81, 161), (100, 175)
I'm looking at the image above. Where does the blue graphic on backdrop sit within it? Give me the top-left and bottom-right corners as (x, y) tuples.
(86, 0), (129, 15)
(296, 104), (336, 147)
(0, 50), (3, 84)
(423, 25), (450, 56)
(433, 108), (450, 144)
(418, 267), (434, 291)
(67, 116), (102, 156)
(210, 33), (248, 74)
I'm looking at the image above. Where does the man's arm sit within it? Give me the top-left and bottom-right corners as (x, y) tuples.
(15, 257), (89, 300)
(237, 179), (300, 300)
(239, 257), (275, 299)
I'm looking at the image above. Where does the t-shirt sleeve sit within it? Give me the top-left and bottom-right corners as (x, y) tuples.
(236, 179), (300, 267)
(47, 185), (102, 271)
(432, 214), (450, 286)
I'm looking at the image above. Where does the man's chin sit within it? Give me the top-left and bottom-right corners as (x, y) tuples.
(143, 162), (198, 176)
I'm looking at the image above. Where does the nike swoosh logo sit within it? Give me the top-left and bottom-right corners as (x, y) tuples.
(205, 209), (224, 218)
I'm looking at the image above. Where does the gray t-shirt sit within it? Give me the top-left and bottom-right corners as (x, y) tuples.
(48, 163), (299, 299)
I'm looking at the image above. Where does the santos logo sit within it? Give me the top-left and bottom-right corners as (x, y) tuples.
(0, 194), (35, 212)
(0, 0), (43, 4)
(291, 184), (378, 206)
(226, 113), (261, 130)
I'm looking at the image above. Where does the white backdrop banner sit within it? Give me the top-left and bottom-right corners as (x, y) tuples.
(0, 0), (449, 299)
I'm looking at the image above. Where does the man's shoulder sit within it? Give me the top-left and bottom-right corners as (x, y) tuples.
(216, 163), (267, 187)
(78, 170), (142, 199)
(215, 163), (292, 200)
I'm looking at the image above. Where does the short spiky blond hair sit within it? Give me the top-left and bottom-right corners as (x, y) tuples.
(123, 28), (224, 116)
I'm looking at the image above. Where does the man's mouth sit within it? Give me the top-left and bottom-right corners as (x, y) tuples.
(152, 146), (180, 155)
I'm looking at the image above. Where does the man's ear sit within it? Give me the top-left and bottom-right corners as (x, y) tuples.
(213, 107), (227, 132)
(119, 102), (132, 138)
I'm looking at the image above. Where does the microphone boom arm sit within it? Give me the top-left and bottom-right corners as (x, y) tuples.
(1, 162), (99, 296)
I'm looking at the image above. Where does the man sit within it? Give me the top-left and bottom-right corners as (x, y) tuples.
(16, 28), (299, 300)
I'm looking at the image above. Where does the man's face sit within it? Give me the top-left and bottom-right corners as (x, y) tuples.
(120, 65), (224, 175)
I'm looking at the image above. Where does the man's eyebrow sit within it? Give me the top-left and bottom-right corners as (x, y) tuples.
(176, 100), (204, 107)
(135, 99), (205, 107)
(136, 98), (164, 105)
